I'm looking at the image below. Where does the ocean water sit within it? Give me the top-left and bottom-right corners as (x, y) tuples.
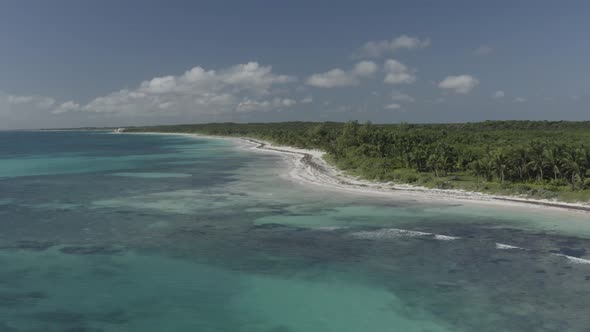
(1, 131), (590, 332)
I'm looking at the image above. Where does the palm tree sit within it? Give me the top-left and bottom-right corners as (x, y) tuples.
(542, 146), (563, 181)
(575, 147), (590, 180)
(561, 149), (585, 189)
(413, 147), (430, 171)
(470, 157), (494, 182)
(562, 159), (581, 188)
(438, 154), (451, 176)
(491, 150), (508, 183)
(427, 153), (440, 177)
(470, 160), (485, 183)
(511, 147), (530, 181)
(526, 141), (545, 182)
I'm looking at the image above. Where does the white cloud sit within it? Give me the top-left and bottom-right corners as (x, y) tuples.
(1, 94), (55, 108)
(218, 62), (295, 91)
(383, 103), (402, 110)
(6, 95), (34, 104)
(391, 91), (415, 102)
(38, 98), (56, 109)
(383, 59), (416, 84)
(280, 98), (297, 107)
(356, 35), (430, 58)
(134, 62), (295, 97)
(515, 97), (527, 103)
(0, 93), (58, 129)
(236, 98), (296, 112)
(52, 101), (81, 114)
(306, 69), (357, 88)
(494, 90), (505, 99)
(140, 75), (176, 94)
(352, 61), (378, 77)
(51, 62), (296, 118)
(301, 96), (313, 104)
(438, 75), (479, 94)
(306, 61), (378, 88)
(474, 45), (493, 56)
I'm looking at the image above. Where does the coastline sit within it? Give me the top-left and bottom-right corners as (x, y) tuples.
(127, 132), (590, 213)
(240, 137), (590, 213)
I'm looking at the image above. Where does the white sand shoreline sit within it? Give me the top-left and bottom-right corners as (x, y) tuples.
(126, 132), (590, 214)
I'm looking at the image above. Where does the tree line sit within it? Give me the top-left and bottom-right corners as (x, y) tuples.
(127, 120), (590, 192)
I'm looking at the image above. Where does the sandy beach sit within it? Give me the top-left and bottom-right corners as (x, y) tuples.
(125, 132), (590, 214)
(236, 136), (590, 214)
(121, 132), (590, 266)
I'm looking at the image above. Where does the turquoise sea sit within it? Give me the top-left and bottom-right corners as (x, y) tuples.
(1, 131), (589, 332)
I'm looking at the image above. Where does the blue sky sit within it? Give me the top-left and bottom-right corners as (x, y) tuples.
(1, 0), (589, 129)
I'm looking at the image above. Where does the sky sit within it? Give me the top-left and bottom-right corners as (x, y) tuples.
(0, 0), (589, 129)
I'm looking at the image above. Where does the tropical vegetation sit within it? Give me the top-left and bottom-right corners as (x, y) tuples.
(126, 121), (590, 202)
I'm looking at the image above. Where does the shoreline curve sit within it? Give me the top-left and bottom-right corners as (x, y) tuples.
(240, 137), (590, 213)
(125, 132), (590, 214)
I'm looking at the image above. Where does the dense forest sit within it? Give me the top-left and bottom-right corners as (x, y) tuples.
(126, 121), (590, 201)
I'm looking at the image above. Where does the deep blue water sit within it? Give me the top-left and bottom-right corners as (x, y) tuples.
(0, 131), (590, 332)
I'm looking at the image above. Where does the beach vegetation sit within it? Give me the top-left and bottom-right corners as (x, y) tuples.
(126, 120), (590, 202)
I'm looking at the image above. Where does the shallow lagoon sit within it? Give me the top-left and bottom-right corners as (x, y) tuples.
(0, 131), (589, 331)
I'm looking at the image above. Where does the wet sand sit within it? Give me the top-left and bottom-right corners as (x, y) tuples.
(238, 137), (590, 214)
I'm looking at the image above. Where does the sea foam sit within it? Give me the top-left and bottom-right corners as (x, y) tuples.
(495, 243), (524, 250)
(350, 228), (460, 241)
(552, 254), (590, 264)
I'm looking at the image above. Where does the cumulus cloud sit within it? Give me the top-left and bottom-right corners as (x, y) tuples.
(52, 101), (81, 114)
(383, 103), (401, 110)
(356, 35), (430, 58)
(474, 45), (493, 56)
(352, 61), (378, 77)
(0, 92), (60, 129)
(301, 96), (313, 104)
(391, 91), (415, 102)
(383, 59), (416, 84)
(1, 93), (55, 109)
(135, 62), (294, 96)
(438, 75), (479, 94)
(306, 69), (356, 88)
(306, 61), (378, 88)
(236, 98), (296, 112)
(6, 95), (34, 104)
(51, 62), (297, 118)
(494, 90), (505, 98)
(515, 97), (527, 103)
(141, 75), (177, 94)
(217, 62), (294, 91)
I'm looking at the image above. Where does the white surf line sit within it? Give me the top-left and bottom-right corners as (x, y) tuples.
(494, 244), (590, 265)
(495, 243), (525, 250)
(121, 133), (590, 213)
(316, 226), (351, 231)
(551, 254), (590, 265)
(352, 232), (590, 265)
(434, 234), (460, 241)
(349, 228), (460, 241)
(347, 228), (590, 265)
(127, 133), (590, 265)
(239, 137), (590, 213)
